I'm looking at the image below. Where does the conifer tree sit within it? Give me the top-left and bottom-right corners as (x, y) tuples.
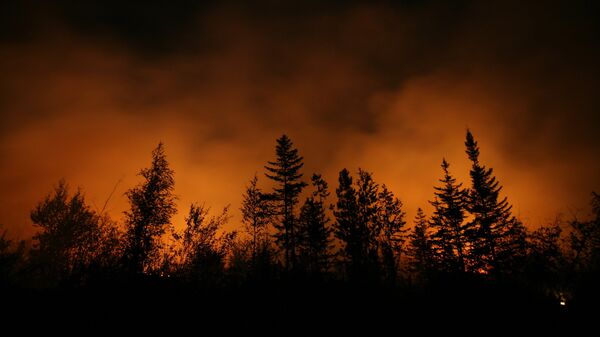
(407, 208), (432, 279)
(356, 169), (381, 277)
(333, 169), (365, 280)
(124, 142), (177, 275)
(297, 174), (333, 276)
(429, 159), (468, 273)
(464, 130), (525, 274)
(241, 175), (273, 261)
(264, 135), (307, 272)
(377, 184), (407, 284)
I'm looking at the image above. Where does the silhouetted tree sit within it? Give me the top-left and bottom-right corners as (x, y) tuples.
(88, 213), (124, 277)
(356, 169), (381, 279)
(124, 142), (177, 275)
(241, 175), (273, 263)
(227, 236), (278, 284)
(429, 159), (469, 273)
(178, 203), (235, 285)
(525, 224), (564, 292)
(0, 226), (25, 288)
(297, 174), (333, 277)
(565, 192), (600, 307)
(407, 208), (433, 280)
(334, 169), (366, 281)
(377, 184), (407, 284)
(265, 135), (307, 273)
(464, 130), (526, 274)
(30, 180), (105, 285)
(568, 192), (600, 272)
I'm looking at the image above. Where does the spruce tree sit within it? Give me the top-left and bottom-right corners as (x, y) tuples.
(356, 169), (381, 277)
(241, 175), (272, 262)
(333, 169), (365, 280)
(264, 135), (307, 272)
(407, 208), (432, 279)
(464, 130), (525, 274)
(429, 159), (468, 273)
(297, 174), (333, 277)
(377, 184), (407, 284)
(124, 142), (177, 275)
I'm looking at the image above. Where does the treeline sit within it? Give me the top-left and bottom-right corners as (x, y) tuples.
(1, 130), (599, 310)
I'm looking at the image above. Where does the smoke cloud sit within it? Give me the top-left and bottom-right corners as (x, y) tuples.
(1, 0), (599, 237)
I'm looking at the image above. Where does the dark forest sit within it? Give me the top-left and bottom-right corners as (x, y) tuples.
(2, 131), (599, 332)
(1, 0), (600, 333)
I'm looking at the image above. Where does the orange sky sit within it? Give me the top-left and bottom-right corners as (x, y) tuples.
(1, 1), (599, 238)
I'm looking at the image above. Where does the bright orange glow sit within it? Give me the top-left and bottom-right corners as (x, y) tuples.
(1, 2), (599, 239)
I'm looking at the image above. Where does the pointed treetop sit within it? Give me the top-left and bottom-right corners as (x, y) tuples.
(311, 173), (329, 201)
(465, 129), (480, 163)
(265, 134), (305, 182)
(437, 158), (461, 189)
(274, 134), (296, 156)
(441, 158), (451, 175)
(415, 207), (426, 220)
(338, 168), (352, 185)
(279, 134), (291, 143)
(151, 142), (166, 161)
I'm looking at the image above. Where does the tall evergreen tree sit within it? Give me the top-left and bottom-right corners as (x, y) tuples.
(377, 184), (407, 284)
(407, 208), (432, 279)
(241, 175), (273, 262)
(356, 169), (381, 277)
(429, 159), (469, 273)
(333, 169), (365, 280)
(464, 130), (525, 274)
(298, 174), (333, 277)
(264, 135), (307, 272)
(124, 142), (177, 275)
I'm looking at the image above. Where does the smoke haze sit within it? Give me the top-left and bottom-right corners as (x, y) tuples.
(1, 0), (599, 237)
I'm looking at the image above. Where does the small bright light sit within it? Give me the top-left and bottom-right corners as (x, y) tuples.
(560, 301), (566, 306)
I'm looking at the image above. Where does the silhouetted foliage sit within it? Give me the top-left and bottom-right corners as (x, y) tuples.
(29, 180), (113, 285)
(3, 135), (597, 330)
(566, 192), (600, 308)
(124, 142), (177, 275)
(333, 169), (365, 281)
(429, 159), (469, 273)
(227, 236), (278, 284)
(376, 184), (407, 284)
(356, 169), (382, 280)
(264, 135), (307, 273)
(525, 224), (564, 292)
(177, 203), (235, 285)
(297, 174), (333, 277)
(407, 208), (433, 280)
(464, 130), (526, 274)
(333, 169), (406, 283)
(568, 192), (600, 272)
(241, 175), (273, 267)
(0, 226), (25, 288)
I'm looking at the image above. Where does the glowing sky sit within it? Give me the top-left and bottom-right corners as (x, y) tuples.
(1, 1), (599, 238)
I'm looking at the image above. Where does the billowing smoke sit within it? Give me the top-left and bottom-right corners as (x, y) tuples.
(1, 1), (599, 238)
